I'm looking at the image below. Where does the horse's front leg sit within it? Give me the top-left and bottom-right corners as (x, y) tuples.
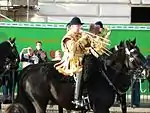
(58, 105), (63, 113)
(120, 93), (127, 113)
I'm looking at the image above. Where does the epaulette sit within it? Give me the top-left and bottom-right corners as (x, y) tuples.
(103, 25), (111, 31)
(62, 31), (75, 42)
(64, 30), (72, 37)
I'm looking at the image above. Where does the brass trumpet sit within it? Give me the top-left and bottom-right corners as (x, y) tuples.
(79, 30), (112, 56)
(80, 30), (110, 42)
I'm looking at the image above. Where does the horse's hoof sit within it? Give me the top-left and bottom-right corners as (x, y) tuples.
(4, 103), (27, 113)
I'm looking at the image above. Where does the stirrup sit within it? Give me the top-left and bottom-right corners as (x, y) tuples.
(82, 95), (91, 110)
(72, 100), (84, 108)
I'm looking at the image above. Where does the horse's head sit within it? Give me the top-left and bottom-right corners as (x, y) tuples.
(123, 38), (146, 70)
(100, 39), (146, 93)
(0, 37), (20, 71)
(82, 39), (146, 94)
(105, 40), (126, 69)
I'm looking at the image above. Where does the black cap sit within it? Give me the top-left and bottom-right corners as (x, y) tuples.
(68, 17), (84, 26)
(66, 22), (70, 27)
(95, 21), (103, 28)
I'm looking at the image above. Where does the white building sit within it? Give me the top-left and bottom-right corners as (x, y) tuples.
(0, 0), (150, 23)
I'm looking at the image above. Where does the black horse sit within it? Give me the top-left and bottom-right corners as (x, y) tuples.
(0, 38), (20, 103)
(0, 38), (19, 69)
(108, 39), (146, 113)
(5, 39), (146, 113)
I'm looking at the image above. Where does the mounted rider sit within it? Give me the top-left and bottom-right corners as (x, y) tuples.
(95, 21), (111, 45)
(54, 17), (110, 108)
(87, 21), (111, 57)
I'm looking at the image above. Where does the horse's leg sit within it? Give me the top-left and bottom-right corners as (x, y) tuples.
(147, 77), (150, 92)
(58, 105), (63, 113)
(120, 93), (127, 113)
(93, 107), (109, 113)
(8, 72), (12, 101)
(27, 91), (48, 113)
(58, 106), (72, 113)
(93, 103), (109, 113)
(80, 110), (87, 113)
(67, 110), (72, 113)
(10, 71), (18, 103)
(117, 94), (121, 104)
(32, 98), (47, 113)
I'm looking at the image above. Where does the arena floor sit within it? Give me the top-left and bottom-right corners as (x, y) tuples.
(1, 104), (150, 113)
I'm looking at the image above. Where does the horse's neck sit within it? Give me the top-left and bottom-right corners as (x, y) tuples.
(107, 50), (126, 73)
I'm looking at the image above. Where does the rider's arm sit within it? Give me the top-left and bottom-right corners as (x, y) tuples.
(104, 26), (111, 39)
(64, 34), (91, 55)
(65, 39), (76, 55)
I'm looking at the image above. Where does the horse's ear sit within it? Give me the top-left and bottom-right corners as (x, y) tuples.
(119, 40), (124, 47)
(126, 40), (130, 46)
(122, 40), (125, 45)
(11, 37), (16, 43)
(119, 41), (122, 45)
(9, 37), (12, 41)
(132, 38), (136, 45)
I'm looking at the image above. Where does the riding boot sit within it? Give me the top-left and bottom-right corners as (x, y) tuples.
(72, 72), (83, 108)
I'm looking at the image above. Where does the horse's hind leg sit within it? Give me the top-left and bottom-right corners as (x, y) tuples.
(33, 96), (48, 113)
(27, 91), (48, 113)
(94, 108), (109, 113)
(93, 105), (109, 113)
(80, 110), (87, 113)
(58, 105), (63, 113)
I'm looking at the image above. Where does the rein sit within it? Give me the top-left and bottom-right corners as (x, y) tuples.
(100, 68), (127, 95)
(90, 45), (143, 95)
(90, 47), (127, 94)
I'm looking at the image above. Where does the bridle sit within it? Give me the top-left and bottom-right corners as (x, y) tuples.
(90, 42), (144, 95)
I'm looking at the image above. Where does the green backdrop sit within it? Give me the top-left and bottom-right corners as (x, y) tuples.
(0, 22), (150, 58)
(0, 27), (65, 59)
(0, 22), (150, 94)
